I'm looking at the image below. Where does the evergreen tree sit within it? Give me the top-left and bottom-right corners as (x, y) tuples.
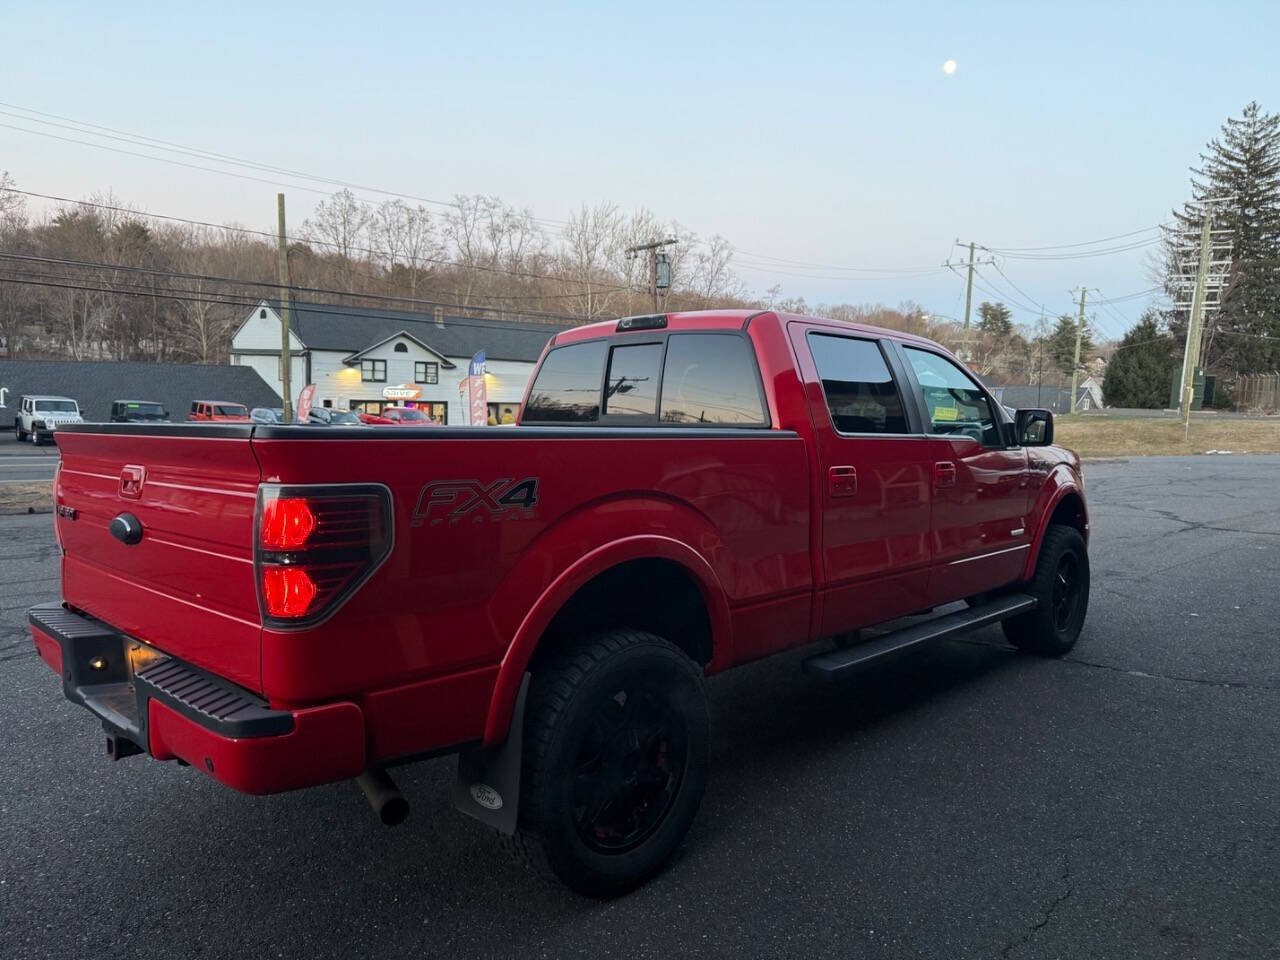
(1043, 314), (1094, 378)
(1102, 310), (1176, 408)
(977, 301), (1013, 337)
(1169, 102), (1280, 373)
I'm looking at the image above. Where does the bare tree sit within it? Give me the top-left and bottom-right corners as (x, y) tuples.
(558, 203), (626, 319)
(303, 189), (373, 264)
(688, 234), (740, 306)
(371, 200), (440, 298)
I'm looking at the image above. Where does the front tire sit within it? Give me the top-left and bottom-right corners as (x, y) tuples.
(509, 629), (708, 897)
(1002, 525), (1089, 655)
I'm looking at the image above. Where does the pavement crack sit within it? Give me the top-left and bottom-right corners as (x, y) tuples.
(999, 842), (1077, 959)
(1060, 655), (1275, 691)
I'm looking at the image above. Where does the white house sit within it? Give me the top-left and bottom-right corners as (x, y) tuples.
(229, 301), (573, 424)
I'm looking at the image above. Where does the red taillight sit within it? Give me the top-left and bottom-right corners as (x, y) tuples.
(260, 497), (317, 549)
(255, 485), (392, 626)
(261, 566), (318, 618)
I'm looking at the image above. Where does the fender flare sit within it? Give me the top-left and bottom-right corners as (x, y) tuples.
(481, 534), (732, 746)
(1021, 474), (1088, 580)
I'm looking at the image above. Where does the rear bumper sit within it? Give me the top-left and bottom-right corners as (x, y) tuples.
(28, 602), (365, 794)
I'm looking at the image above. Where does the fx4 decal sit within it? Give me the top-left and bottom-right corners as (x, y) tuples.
(412, 477), (539, 527)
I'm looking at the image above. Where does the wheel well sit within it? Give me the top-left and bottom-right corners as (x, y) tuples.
(531, 558), (714, 669)
(1049, 492), (1085, 532)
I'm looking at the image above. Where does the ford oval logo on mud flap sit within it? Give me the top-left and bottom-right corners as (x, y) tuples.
(469, 783), (503, 810)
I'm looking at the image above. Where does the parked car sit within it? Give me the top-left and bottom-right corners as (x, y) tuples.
(31, 309), (1088, 897)
(249, 407), (285, 424)
(307, 408), (364, 426)
(14, 395), (84, 444)
(109, 401), (170, 423)
(356, 410), (394, 425)
(189, 401), (250, 422)
(379, 406), (442, 425)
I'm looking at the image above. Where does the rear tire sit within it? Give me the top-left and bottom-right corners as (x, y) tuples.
(508, 629), (708, 897)
(1002, 525), (1089, 656)
(15, 424), (26, 442)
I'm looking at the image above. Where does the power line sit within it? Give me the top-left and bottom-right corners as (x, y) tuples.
(733, 249), (945, 274)
(985, 224), (1164, 253)
(0, 103), (573, 231)
(0, 269), (588, 333)
(990, 237), (1164, 261)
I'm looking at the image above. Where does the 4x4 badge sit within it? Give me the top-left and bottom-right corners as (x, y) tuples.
(412, 477), (539, 527)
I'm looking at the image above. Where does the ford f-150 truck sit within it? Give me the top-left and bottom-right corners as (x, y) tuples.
(30, 310), (1089, 896)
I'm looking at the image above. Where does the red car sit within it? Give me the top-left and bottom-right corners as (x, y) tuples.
(378, 406), (442, 425)
(356, 411), (393, 425)
(31, 310), (1088, 896)
(187, 401), (250, 422)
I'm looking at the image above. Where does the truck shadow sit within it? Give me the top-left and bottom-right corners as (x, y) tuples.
(706, 626), (1022, 775)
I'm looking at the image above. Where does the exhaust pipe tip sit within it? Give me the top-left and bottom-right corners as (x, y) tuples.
(357, 767), (409, 827)
(378, 795), (410, 827)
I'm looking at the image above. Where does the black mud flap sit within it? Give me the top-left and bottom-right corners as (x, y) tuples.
(452, 674), (528, 836)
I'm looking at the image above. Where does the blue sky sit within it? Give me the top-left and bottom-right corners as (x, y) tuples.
(2, 0), (1278, 339)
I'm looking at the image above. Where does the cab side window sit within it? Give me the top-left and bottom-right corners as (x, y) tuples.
(903, 347), (1001, 447)
(523, 341), (608, 423)
(807, 333), (909, 434)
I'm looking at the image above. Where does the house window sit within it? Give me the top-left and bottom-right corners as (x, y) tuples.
(487, 402), (519, 425)
(394, 342), (409, 353)
(415, 361), (438, 384)
(361, 359), (387, 382)
(259, 308), (267, 318)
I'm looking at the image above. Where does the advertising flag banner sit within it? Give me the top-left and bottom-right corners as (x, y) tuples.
(296, 384), (316, 422)
(458, 377), (471, 425)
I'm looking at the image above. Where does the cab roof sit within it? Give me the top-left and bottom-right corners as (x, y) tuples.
(551, 309), (944, 351)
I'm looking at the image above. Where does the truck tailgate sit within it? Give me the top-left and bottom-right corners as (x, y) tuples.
(55, 429), (264, 692)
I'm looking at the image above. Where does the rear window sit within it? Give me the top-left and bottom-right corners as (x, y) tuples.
(524, 341), (607, 422)
(214, 404), (247, 416)
(604, 343), (662, 417)
(659, 334), (765, 425)
(808, 334), (908, 434)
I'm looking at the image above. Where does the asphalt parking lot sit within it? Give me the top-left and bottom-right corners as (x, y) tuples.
(1, 456), (1277, 960)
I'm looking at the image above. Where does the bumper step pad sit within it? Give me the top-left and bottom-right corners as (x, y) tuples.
(28, 602), (292, 744)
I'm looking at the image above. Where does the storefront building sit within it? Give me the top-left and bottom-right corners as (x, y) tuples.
(229, 301), (573, 424)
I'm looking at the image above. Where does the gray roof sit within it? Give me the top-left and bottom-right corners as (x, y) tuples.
(0, 360), (280, 423)
(258, 300), (574, 363)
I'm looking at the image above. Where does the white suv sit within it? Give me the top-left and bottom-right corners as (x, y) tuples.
(15, 395), (84, 444)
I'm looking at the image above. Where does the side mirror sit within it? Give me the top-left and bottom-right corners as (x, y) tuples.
(1015, 408), (1054, 446)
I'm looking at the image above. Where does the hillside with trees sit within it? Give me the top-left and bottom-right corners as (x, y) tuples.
(0, 179), (754, 363)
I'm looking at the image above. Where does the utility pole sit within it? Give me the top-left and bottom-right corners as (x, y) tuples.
(276, 193), (293, 423)
(1069, 287), (1088, 413)
(1178, 206), (1214, 425)
(942, 241), (995, 363)
(626, 238), (677, 312)
(961, 241), (976, 362)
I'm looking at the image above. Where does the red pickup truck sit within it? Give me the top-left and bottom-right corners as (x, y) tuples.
(30, 310), (1089, 896)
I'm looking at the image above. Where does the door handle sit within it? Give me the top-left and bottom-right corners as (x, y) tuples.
(828, 465), (857, 497)
(933, 461), (956, 489)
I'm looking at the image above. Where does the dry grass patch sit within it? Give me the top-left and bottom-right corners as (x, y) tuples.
(1055, 416), (1280, 458)
(0, 482), (54, 515)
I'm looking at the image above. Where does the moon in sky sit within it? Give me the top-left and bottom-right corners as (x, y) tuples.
(942, 59), (957, 75)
